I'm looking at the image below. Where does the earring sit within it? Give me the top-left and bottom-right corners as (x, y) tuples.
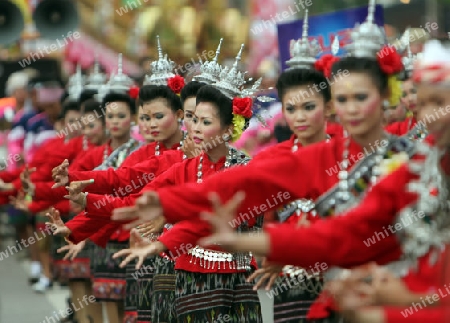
(383, 100), (390, 109)
(178, 118), (183, 124)
(223, 134), (230, 142)
(131, 121), (136, 126)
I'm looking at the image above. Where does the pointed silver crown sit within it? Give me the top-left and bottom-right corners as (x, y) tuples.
(193, 38), (223, 85)
(67, 64), (85, 101)
(143, 36), (176, 86)
(85, 55), (107, 91)
(212, 44), (246, 99)
(345, 0), (385, 58)
(97, 54), (134, 101)
(286, 10), (321, 70)
(242, 77), (262, 98)
(401, 29), (417, 73)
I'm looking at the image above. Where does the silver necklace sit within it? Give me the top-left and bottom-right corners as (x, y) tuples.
(82, 136), (88, 150)
(337, 135), (388, 202)
(292, 134), (331, 152)
(155, 131), (187, 157)
(197, 147), (237, 183)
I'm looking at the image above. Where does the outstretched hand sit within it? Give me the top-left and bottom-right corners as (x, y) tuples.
(197, 191), (245, 249)
(45, 207), (71, 237)
(57, 240), (86, 261)
(52, 159), (70, 188)
(20, 166), (36, 193)
(9, 191), (30, 212)
(112, 191), (164, 230)
(112, 229), (165, 269)
(64, 179), (94, 209)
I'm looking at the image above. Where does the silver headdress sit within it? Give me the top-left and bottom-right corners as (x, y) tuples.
(401, 29), (416, 74)
(85, 55), (107, 91)
(213, 44), (246, 99)
(286, 9), (321, 70)
(67, 64), (85, 101)
(98, 54), (134, 101)
(193, 38), (223, 85)
(345, 0), (385, 58)
(143, 36), (176, 86)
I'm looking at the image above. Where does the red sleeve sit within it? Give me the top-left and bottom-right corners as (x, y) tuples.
(53, 200), (71, 215)
(158, 220), (211, 253)
(383, 307), (447, 323)
(0, 167), (23, 182)
(69, 149), (182, 195)
(89, 222), (122, 247)
(83, 159), (183, 218)
(66, 211), (113, 245)
(265, 165), (415, 268)
(157, 151), (309, 224)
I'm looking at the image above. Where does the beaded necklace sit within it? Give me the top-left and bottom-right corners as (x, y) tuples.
(292, 134), (331, 152)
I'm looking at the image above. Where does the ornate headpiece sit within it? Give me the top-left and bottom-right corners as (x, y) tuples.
(213, 44), (246, 99)
(412, 40), (450, 86)
(286, 10), (321, 70)
(143, 36), (176, 86)
(401, 29), (417, 75)
(67, 64), (85, 101)
(193, 38), (223, 85)
(85, 55), (107, 91)
(98, 54), (136, 101)
(345, 0), (385, 58)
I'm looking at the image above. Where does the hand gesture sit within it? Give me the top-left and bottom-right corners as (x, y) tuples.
(247, 258), (283, 290)
(52, 159), (70, 188)
(20, 166), (36, 192)
(45, 207), (71, 237)
(9, 191), (30, 212)
(113, 229), (165, 269)
(181, 136), (199, 158)
(57, 240), (86, 261)
(64, 179), (94, 209)
(0, 178), (14, 192)
(197, 191), (245, 249)
(112, 191), (164, 230)
(136, 216), (166, 237)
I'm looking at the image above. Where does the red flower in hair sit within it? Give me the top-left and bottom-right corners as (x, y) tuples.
(167, 75), (185, 94)
(232, 97), (253, 118)
(128, 86), (140, 99)
(314, 54), (340, 77)
(377, 46), (404, 75)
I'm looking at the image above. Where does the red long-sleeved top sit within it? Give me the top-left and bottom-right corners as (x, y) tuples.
(68, 141), (182, 195)
(28, 142), (113, 213)
(65, 146), (185, 246)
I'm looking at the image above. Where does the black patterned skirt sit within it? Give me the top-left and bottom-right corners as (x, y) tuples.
(124, 259), (139, 323)
(136, 256), (156, 323)
(175, 270), (262, 323)
(52, 213), (92, 282)
(151, 256), (177, 323)
(92, 240), (128, 302)
(273, 275), (324, 323)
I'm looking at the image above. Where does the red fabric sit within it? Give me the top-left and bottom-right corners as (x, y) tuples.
(69, 142), (181, 195)
(385, 117), (416, 136)
(157, 136), (367, 224)
(66, 143), (183, 246)
(384, 307), (447, 323)
(326, 122), (344, 138)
